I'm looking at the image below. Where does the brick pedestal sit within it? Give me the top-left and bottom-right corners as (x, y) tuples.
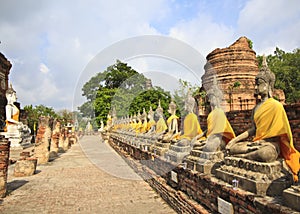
(0, 136), (10, 197)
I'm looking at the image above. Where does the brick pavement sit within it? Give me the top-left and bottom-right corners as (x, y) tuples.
(0, 135), (176, 214)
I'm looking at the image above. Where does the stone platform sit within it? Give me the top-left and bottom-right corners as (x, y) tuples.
(164, 144), (191, 163)
(283, 185), (300, 211)
(184, 150), (224, 174)
(152, 142), (171, 156)
(216, 157), (293, 196)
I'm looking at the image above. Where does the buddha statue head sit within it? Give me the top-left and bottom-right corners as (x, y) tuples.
(184, 90), (196, 113)
(255, 55), (275, 98)
(168, 100), (177, 115)
(155, 100), (164, 117)
(6, 83), (17, 104)
(142, 108), (147, 121)
(148, 106), (154, 119)
(206, 76), (223, 108)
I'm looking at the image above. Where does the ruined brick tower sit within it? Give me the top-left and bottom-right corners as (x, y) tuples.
(201, 36), (259, 112)
(0, 52), (12, 130)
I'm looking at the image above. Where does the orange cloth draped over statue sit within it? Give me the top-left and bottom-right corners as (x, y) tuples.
(4, 110), (19, 132)
(179, 113), (203, 140)
(140, 121), (148, 133)
(147, 120), (156, 132)
(156, 118), (167, 133)
(207, 108), (235, 143)
(253, 98), (300, 182)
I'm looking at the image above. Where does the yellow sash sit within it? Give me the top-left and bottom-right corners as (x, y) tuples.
(207, 108), (235, 143)
(156, 118), (167, 133)
(179, 113), (203, 140)
(253, 98), (300, 181)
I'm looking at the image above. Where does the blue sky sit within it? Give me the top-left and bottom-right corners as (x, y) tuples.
(0, 0), (299, 110)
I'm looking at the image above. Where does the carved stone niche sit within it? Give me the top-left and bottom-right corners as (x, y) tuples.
(215, 157), (293, 196)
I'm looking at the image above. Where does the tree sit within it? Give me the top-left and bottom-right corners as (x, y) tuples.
(173, 79), (199, 117)
(79, 60), (149, 126)
(129, 87), (171, 119)
(257, 48), (300, 103)
(56, 109), (74, 127)
(24, 104), (57, 133)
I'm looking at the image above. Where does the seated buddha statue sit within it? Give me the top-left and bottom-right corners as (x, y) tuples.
(4, 84), (30, 136)
(145, 106), (156, 135)
(154, 100), (167, 137)
(226, 57), (300, 182)
(139, 108), (148, 134)
(162, 100), (179, 142)
(175, 90), (204, 146)
(192, 78), (235, 152)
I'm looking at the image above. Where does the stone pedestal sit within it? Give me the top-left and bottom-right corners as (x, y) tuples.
(0, 136), (10, 198)
(184, 150), (224, 174)
(215, 157), (293, 196)
(13, 157), (37, 177)
(283, 185), (300, 211)
(152, 142), (171, 156)
(165, 144), (191, 163)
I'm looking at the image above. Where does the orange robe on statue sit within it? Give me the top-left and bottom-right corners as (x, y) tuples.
(4, 109), (19, 132)
(179, 113), (203, 140)
(253, 98), (300, 181)
(207, 108), (235, 143)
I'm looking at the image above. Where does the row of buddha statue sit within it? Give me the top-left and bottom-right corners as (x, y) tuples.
(107, 57), (299, 196)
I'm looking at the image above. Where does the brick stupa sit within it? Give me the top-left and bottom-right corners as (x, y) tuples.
(202, 36), (259, 112)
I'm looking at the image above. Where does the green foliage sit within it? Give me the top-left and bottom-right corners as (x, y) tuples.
(129, 87), (171, 118)
(233, 81), (241, 88)
(56, 109), (74, 126)
(247, 39), (253, 49)
(24, 104), (57, 133)
(257, 47), (300, 103)
(80, 60), (158, 126)
(173, 79), (200, 117)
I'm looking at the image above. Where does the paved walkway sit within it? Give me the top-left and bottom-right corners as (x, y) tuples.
(0, 135), (176, 214)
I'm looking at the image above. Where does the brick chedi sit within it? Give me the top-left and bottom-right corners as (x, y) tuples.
(202, 36), (258, 112)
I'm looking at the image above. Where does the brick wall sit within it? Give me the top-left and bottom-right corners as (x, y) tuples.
(109, 138), (297, 213)
(0, 136), (10, 197)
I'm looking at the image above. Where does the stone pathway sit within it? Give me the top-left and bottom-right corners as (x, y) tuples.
(0, 135), (176, 214)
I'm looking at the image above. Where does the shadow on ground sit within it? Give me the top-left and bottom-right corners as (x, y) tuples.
(6, 180), (29, 195)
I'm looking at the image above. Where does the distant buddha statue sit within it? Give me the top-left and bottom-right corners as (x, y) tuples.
(155, 100), (167, 136)
(175, 90), (204, 146)
(140, 108), (148, 133)
(146, 106), (156, 134)
(3, 84), (32, 148)
(130, 114), (138, 132)
(192, 78), (235, 152)
(162, 100), (179, 142)
(105, 112), (113, 131)
(135, 111), (142, 133)
(226, 56), (300, 181)
(4, 84), (21, 133)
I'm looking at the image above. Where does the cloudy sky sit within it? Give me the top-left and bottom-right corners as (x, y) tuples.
(0, 0), (299, 111)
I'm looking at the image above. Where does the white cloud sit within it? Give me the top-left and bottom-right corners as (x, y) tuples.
(0, 0), (299, 111)
(39, 63), (49, 74)
(168, 13), (235, 57)
(237, 0), (300, 54)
